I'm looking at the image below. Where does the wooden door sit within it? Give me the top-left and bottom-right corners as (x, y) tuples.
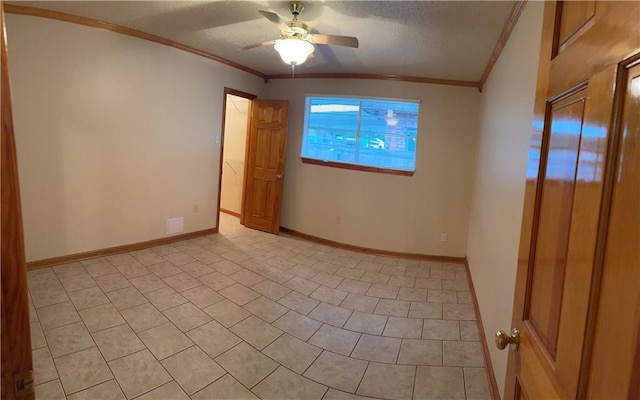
(1, 1), (35, 399)
(242, 100), (288, 234)
(506, 1), (640, 398)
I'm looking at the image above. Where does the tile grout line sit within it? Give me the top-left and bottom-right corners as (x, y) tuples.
(412, 360), (419, 400)
(353, 360), (371, 396)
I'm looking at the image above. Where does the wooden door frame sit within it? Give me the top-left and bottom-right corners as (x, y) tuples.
(216, 87), (256, 228)
(505, 3), (557, 397)
(1, 1), (35, 398)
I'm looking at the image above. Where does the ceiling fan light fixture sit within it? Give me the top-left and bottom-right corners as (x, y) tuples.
(274, 38), (314, 66)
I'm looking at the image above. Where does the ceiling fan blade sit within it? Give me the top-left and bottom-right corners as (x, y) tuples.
(239, 40), (277, 51)
(308, 34), (359, 48)
(259, 10), (292, 34)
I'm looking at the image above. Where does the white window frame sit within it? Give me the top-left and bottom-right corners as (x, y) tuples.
(300, 95), (420, 176)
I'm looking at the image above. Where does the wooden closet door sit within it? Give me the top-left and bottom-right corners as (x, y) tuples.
(242, 100), (288, 234)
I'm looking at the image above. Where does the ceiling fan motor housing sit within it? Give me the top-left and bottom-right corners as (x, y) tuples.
(288, 1), (305, 17)
(283, 20), (309, 39)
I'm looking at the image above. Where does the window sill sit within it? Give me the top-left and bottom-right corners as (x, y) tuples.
(300, 157), (415, 176)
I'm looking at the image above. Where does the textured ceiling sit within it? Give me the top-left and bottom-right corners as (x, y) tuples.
(7, 1), (515, 82)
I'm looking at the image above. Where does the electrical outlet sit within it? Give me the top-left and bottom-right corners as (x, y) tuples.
(440, 233), (448, 242)
(336, 216), (341, 224)
(192, 204), (199, 213)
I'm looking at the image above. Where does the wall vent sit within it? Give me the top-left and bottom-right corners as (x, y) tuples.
(166, 217), (184, 234)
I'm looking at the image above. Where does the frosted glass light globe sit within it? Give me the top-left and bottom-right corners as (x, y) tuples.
(274, 39), (315, 65)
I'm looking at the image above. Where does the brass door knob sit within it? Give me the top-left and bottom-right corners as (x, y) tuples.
(495, 328), (520, 351)
(276, 174), (283, 180)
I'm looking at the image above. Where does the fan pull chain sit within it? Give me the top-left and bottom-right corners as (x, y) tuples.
(291, 64), (295, 79)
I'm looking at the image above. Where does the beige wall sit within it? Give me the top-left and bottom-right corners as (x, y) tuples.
(7, 15), (264, 262)
(221, 95), (249, 214)
(263, 79), (480, 257)
(466, 2), (544, 397)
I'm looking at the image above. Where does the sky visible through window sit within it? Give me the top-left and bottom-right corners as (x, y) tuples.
(301, 96), (420, 172)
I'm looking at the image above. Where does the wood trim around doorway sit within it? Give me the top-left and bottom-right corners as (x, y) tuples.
(1, 1), (35, 397)
(220, 208), (241, 218)
(217, 88), (257, 229)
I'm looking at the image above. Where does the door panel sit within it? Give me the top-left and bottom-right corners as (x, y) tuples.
(527, 88), (586, 359)
(507, 1), (640, 399)
(557, 0), (595, 49)
(243, 100), (288, 234)
(519, 71), (611, 398)
(553, 65), (617, 396)
(585, 59), (640, 399)
(550, 2), (640, 95)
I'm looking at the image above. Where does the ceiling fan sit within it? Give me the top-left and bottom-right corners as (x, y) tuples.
(241, 1), (359, 68)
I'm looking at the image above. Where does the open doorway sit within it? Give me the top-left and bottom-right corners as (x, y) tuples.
(217, 89), (289, 234)
(217, 88), (256, 229)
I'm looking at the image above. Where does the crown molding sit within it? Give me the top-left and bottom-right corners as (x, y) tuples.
(478, 1), (528, 92)
(4, 4), (267, 80)
(266, 72), (480, 88)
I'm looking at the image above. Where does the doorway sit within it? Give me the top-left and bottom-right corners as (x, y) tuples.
(217, 88), (290, 234)
(217, 88), (256, 228)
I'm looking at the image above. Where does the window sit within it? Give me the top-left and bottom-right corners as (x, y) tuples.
(300, 95), (420, 176)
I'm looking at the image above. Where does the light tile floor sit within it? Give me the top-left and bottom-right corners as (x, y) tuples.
(29, 213), (491, 400)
